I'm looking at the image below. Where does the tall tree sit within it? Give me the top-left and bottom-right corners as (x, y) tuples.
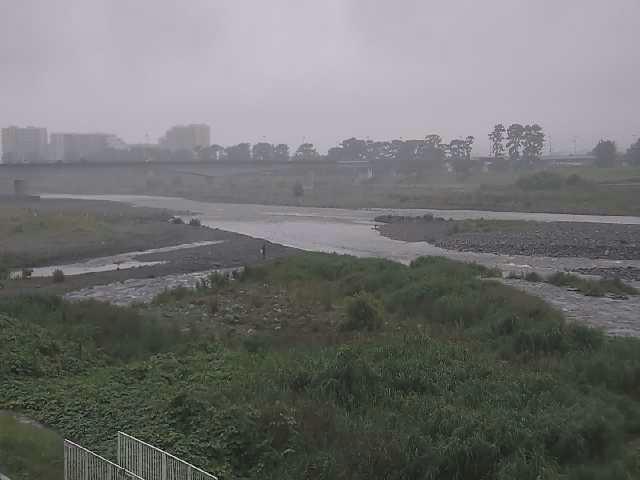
(326, 146), (344, 162)
(421, 134), (446, 170)
(294, 143), (319, 161)
(225, 143), (251, 162)
(626, 138), (640, 166)
(448, 138), (472, 174)
(424, 134), (443, 149)
(463, 136), (474, 161)
(273, 144), (290, 162)
(506, 124), (525, 166)
(341, 138), (368, 161)
(198, 144), (224, 161)
(374, 141), (394, 162)
(593, 139), (617, 167)
(521, 124), (545, 167)
(252, 142), (275, 162)
(488, 124), (506, 159)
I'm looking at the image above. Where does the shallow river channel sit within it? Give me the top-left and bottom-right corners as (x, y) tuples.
(45, 194), (640, 336)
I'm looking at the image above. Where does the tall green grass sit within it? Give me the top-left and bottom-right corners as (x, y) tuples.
(0, 296), (185, 378)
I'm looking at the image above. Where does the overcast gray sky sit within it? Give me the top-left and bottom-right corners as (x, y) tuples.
(1, 0), (639, 154)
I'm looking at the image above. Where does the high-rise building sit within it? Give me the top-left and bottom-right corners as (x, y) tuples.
(49, 133), (125, 162)
(159, 124), (210, 152)
(1, 126), (48, 163)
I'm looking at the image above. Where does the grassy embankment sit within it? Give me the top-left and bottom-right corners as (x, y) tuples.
(161, 165), (640, 215)
(378, 168), (640, 215)
(2, 253), (640, 479)
(7, 164), (640, 215)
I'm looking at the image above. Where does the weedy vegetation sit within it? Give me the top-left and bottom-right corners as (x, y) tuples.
(2, 253), (640, 479)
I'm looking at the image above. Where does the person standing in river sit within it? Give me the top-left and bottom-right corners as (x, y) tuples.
(261, 243), (267, 260)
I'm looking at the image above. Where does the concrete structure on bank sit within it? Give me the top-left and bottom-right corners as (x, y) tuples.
(159, 124), (210, 152)
(1, 126), (48, 163)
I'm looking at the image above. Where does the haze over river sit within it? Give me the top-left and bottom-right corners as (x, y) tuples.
(46, 194), (640, 336)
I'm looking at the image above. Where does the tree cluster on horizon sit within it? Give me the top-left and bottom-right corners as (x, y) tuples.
(592, 137), (640, 167)
(626, 138), (640, 166)
(197, 135), (478, 174)
(488, 123), (545, 169)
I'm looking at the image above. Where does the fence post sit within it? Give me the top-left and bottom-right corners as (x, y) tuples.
(84, 449), (88, 480)
(138, 441), (143, 474)
(117, 432), (122, 466)
(64, 443), (68, 480)
(162, 455), (167, 480)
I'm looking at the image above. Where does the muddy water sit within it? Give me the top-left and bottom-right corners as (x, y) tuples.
(45, 194), (640, 335)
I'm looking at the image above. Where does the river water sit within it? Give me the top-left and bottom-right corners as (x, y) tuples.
(44, 194), (640, 336)
(13, 241), (223, 278)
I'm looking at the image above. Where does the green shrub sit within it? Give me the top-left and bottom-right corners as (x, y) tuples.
(207, 296), (219, 314)
(189, 218), (202, 227)
(243, 334), (272, 354)
(153, 286), (192, 304)
(208, 272), (230, 289)
(547, 271), (578, 286)
(524, 271), (543, 282)
(0, 296), (184, 375)
(516, 171), (565, 190)
(565, 173), (592, 188)
(547, 272), (637, 297)
(600, 278), (638, 296)
(341, 292), (383, 331)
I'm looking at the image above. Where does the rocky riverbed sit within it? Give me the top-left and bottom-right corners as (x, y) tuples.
(503, 278), (640, 337)
(574, 266), (640, 282)
(376, 215), (640, 261)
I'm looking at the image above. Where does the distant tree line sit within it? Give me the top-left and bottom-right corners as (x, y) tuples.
(16, 127), (639, 170)
(196, 142), (322, 162)
(190, 135), (479, 175)
(325, 135), (476, 174)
